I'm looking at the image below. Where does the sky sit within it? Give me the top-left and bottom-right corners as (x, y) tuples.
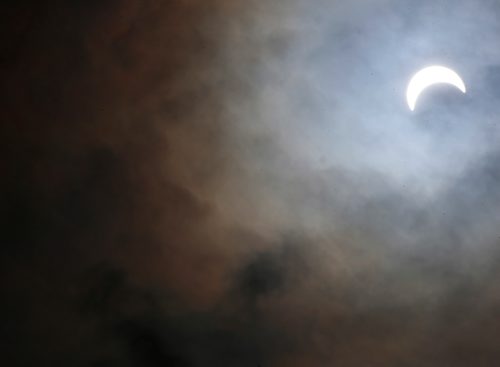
(4, 0), (500, 366)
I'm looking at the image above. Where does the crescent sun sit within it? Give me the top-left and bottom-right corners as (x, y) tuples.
(406, 65), (466, 111)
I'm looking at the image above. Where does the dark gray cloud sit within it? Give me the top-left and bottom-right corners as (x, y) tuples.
(4, 0), (500, 366)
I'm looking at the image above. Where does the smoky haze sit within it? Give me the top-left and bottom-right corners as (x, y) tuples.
(3, 0), (500, 366)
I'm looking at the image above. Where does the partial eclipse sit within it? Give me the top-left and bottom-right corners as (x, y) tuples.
(406, 66), (466, 111)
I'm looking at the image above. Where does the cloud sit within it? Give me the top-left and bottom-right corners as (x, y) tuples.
(4, 0), (500, 366)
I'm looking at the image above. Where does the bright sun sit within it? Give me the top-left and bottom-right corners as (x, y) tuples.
(406, 65), (467, 111)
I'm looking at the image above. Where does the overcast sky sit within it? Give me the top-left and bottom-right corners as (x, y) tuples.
(4, 1), (500, 366)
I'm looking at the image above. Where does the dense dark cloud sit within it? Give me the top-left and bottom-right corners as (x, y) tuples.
(4, 0), (500, 366)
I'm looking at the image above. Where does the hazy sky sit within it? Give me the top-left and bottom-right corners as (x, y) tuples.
(4, 1), (500, 366)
